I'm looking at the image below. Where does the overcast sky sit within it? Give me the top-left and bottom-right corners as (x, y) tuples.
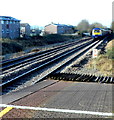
(0, 0), (113, 28)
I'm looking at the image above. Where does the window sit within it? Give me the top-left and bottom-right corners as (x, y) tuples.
(1, 20), (4, 24)
(10, 21), (12, 24)
(6, 33), (9, 37)
(2, 30), (4, 33)
(6, 21), (9, 24)
(6, 24), (9, 29)
(94, 30), (100, 33)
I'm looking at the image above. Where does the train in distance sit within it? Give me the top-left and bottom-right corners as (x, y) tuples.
(91, 28), (113, 40)
(82, 28), (113, 40)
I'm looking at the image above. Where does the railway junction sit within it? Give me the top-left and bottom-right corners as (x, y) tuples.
(0, 36), (114, 119)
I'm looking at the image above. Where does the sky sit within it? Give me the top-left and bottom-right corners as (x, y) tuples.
(0, 0), (113, 28)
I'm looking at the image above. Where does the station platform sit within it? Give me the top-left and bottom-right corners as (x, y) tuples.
(0, 79), (113, 119)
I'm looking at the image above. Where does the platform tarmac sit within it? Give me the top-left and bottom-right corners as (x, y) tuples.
(0, 79), (113, 119)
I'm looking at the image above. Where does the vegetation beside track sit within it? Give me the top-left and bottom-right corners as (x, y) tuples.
(87, 39), (114, 77)
(1, 34), (81, 59)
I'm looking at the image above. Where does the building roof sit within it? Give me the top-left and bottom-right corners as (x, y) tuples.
(45, 23), (74, 27)
(20, 23), (30, 27)
(0, 16), (20, 21)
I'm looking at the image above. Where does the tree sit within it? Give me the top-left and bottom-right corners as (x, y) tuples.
(77, 20), (90, 33)
(88, 22), (104, 33)
(89, 22), (104, 29)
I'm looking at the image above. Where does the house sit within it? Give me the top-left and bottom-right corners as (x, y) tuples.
(0, 16), (20, 39)
(30, 28), (41, 37)
(20, 23), (30, 38)
(44, 23), (75, 35)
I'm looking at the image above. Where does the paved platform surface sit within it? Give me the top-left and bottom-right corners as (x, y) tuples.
(0, 80), (113, 119)
(33, 82), (113, 118)
(1, 79), (58, 104)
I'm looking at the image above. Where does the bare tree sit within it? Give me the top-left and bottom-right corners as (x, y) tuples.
(77, 20), (90, 33)
(91, 22), (104, 28)
(88, 22), (104, 34)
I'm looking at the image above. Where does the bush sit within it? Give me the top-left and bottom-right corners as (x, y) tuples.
(2, 42), (23, 55)
(43, 34), (66, 44)
(105, 39), (114, 59)
(106, 48), (114, 59)
(1, 34), (80, 55)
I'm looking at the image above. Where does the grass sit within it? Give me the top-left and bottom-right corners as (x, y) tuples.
(87, 39), (114, 77)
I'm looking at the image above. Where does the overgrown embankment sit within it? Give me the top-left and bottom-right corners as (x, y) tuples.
(1, 34), (80, 55)
(87, 39), (114, 77)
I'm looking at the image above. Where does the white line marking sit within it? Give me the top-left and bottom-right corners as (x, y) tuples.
(0, 104), (113, 117)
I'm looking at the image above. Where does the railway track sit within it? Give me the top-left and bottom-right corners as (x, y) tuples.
(1, 38), (91, 72)
(0, 37), (113, 94)
(1, 38), (92, 78)
(48, 37), (114, 84)
(1, 38), (91, 76)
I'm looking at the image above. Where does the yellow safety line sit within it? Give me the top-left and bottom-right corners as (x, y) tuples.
(0, 107), (13, 118)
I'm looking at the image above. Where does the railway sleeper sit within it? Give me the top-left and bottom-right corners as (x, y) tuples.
(49, 73), (113, 84)
(87, 75), (97, 82)
(81, 75), (92, 82)
(94, 76), (100, 82)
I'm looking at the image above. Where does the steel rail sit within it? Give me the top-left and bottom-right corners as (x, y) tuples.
(1, 38), (92, 72)
(1, 40), (98, 87)
(1, 39), (93, 76)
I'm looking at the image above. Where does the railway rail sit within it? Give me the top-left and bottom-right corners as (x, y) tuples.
(1, 38), (92, 78)
(0, 37), (113, 94)
(48, 38), (114, 84)
(1, 37), (91, 72)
